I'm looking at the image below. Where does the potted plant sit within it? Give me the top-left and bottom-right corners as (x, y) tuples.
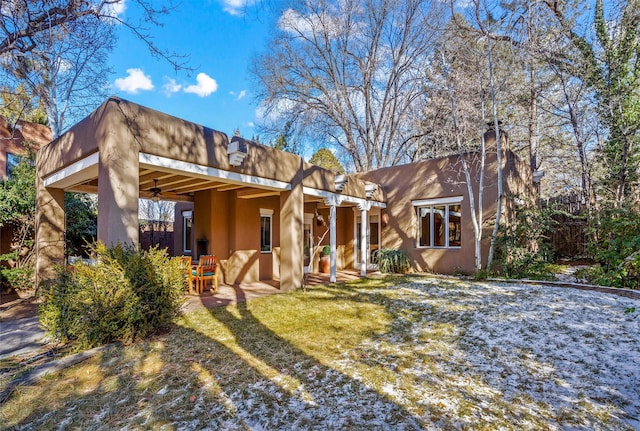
(319, 245), (331, 273)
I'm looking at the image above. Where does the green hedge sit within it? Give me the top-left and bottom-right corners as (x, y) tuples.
(39, 243), (185, 350)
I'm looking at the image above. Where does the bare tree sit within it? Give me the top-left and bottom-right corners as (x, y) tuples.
(139, 199), (175, 249)
(4, 16), (115, 138)
(0, 0), (185, 67)
(441, 0), (520, 269)
(252, 0), (446, 171)
(440, 48), (486, 270)
(2, 0), (188, 138)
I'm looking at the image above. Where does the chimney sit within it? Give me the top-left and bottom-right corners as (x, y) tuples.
(483, 125), (509, 153)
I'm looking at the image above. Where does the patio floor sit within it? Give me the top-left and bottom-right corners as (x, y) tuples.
(183, 269), (367, 313)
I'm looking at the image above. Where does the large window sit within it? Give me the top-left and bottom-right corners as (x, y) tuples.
(182, 211), (193, 253)
(414, 197), (462, 248)
(260, 208), (273, 253)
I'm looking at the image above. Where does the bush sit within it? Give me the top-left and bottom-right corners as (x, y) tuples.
(493, 204), (556, 280)
(373, 248), (410, 274)
(0, 259), (34, 292)
(39, 243), (185, 350)
(584, 207), (640, 289)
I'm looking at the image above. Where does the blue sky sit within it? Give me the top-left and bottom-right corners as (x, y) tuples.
(108, 1), (271, 138)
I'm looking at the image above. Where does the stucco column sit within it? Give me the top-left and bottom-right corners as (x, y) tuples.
(35, 175), (65, 288)
(97, 137), (140, 248)
(324, 196), (343, 283)
(279, 163), (304, 291)
(359, 202), (372, 277)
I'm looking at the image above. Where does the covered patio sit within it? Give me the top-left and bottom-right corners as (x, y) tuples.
(35, 97), (385, 291)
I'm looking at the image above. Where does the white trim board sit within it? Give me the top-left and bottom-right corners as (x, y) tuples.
(412, 196), (464, 206)
(303, 186), (386, 208)
(139, 153), (291, 191)
(43, 152), (99, 188)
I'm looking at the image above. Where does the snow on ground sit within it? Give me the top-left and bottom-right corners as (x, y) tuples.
(201, 279), (640, 431)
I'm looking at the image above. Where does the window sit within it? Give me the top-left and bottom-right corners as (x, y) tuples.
(6, 153), (21, 178)
(182, 211), (193, 253)
(260, 208), (273, 253)
(414, 197), (463, 248)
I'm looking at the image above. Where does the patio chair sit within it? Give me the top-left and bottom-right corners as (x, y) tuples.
(177, 256), (194, 294)
(193, 255), (218, 294)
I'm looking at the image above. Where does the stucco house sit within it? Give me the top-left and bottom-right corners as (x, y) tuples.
(35, 97), (534, 290)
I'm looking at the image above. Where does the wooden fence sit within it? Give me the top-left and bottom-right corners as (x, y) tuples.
(540, 195), (589, 259)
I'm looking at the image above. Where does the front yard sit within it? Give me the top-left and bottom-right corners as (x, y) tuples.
(1, 276), (639, 430)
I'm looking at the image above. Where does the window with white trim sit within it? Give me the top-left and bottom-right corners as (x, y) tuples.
(260, 208), (273, 253)
(182, 211), (193, 253)
(413, 197), (462, 248)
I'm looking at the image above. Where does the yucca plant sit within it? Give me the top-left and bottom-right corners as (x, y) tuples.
(373, 248), (410, 274)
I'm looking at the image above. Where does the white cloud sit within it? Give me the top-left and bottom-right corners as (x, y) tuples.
(278, 6), (360, 39)
(114, 68), (154, 94)
(231, 89), (247, 101)
(440, 0), (472, 8)
(184, 73), (218, 97)
(163, 78), (182, 96)
(56, 57), (73, 73)
(99, 0), (126, 20)
(220, 0), (256, 16)
(279, 8), (314, 35)
(456, 0), (473, 7)
(255, 98), (296, 125)
(247, 122), (255, 128)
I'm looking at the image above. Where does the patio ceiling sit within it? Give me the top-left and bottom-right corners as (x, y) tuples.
(44, 153), (349, 204)
(59, 166), (292, 202)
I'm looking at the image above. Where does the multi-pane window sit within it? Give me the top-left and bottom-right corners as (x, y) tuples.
(260, 209), (273, 253)
(415, 198), (462, 248)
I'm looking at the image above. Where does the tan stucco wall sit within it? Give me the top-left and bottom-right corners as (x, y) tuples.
(362, 148), (533, 274)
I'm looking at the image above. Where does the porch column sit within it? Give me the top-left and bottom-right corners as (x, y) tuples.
(324, 196), (343, 283)
(97, 135), (140, 247)
(35, 174), (65, 288)
(359, 202), (372, 277)
(280, 161), (304, 291)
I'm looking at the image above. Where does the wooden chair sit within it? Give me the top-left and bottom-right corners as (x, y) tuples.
(193, 255), (218, 294)
(177, 256), (194, 294)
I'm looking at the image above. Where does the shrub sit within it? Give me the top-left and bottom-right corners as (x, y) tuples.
(493, 204), (556, 280)
(321, 245), (331, 256)
(39, 243), (185, 350)
(373, 248), (410, 274)
(584, 207), (640, 289)
(0, 259), (34, 292)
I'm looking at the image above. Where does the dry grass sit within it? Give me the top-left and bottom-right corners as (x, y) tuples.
(0, 276), (637, 430)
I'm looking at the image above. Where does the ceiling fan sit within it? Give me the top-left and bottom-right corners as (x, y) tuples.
(150, 179), (162, 202)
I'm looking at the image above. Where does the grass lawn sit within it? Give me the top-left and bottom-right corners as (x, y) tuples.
(1, 276), (639, 430)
